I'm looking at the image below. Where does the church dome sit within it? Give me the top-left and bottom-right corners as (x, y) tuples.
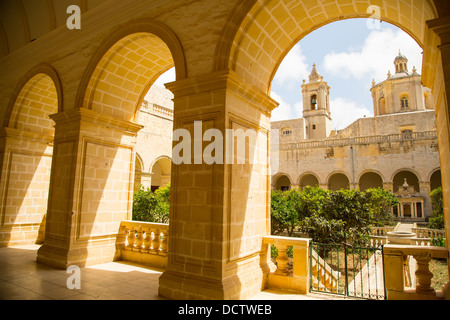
(395, 51), (407, 62)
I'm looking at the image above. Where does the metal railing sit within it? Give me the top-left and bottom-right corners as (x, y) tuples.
(310, 242), (386, 300)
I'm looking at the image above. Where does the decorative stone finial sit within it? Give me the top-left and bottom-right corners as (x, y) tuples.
(309, 63), (321, 82)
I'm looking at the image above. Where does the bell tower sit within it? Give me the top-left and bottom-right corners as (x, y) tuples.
(301, 63), (332, 139)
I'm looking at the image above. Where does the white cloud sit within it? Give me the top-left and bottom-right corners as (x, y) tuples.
(272, 45), (309, 88)
(323, 27), (422, 83)
(330, 97), (372, 130)
(270, 91), (302, 122)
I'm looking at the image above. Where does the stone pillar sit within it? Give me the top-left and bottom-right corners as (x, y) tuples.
(37, 108), (142, 268)
(420, 181), (432, 218)
(140, 172), (153, 189)
(158, 70), (278, 300)
(383, 182), (394, 192)
(0, 128), (53, 246)
(427, 15), (450, 300)
(319, 183), (328, 190)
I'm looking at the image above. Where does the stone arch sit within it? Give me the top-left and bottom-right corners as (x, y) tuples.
(0, 64), (61, 246)
(272, 173), (292, 191)
(327, 172), (350, 191)
(150, 156), (172, 191)
(429, 168), (442, 191)
(134, 153), (144, 192)
(217, 0), (437, 93)
(298, 172), (320, 189)
(392, 169), (421, 193)
(4, 64), (62, 133)
(76, 19), (186, 122)
(37, 20), (186, 267)
(358, 171), (384, 191)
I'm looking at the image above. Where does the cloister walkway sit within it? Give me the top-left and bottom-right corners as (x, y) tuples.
(0, 245), (350, 301)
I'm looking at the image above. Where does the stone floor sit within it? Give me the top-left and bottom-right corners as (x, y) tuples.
(0, 245), (350, 300)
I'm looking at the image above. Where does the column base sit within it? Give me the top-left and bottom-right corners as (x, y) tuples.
(37, 240), (121, 269)
(159, 256), (270, 300)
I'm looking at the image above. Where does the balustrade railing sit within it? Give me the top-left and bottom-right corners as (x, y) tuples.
(369, 225), (446, 247)
(383, 245), (448, 300)
(117, 221), (169, 268)
(262, 236), (311, 294)
(411, 227), (445, 239)
(279, 130), (437, 151)
(262, 236), (341, 295)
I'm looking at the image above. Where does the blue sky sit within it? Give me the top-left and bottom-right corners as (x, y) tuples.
(153, 19), (423, 130)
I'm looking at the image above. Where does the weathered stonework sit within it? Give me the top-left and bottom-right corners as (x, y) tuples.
(271, 57), (441, 220)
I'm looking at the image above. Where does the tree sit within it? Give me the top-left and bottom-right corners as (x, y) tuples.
(132, 184), (170, 223)
(364, 188), (398, 226)
(428, 187), (444, 230)
(270, 190), (298, 236)
(283, 187), (399, 246)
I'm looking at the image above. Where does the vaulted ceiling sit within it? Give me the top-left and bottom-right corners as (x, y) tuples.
(0, 0), (106, 58)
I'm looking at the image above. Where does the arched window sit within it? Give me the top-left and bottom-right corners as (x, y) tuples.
(401, 97), (409, 110)
(311, 94), (317, 110)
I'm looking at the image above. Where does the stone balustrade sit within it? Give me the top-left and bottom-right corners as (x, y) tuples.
(383, 245), (449, 300)
(412, 227), (445, 239)
(369, 225), (446, 247)
(262, 236), (340, 294)
(310, 248), (340, 293)
(371, 226), (396, 236)
(279, 131), (437, 151)
(116, 220), (169, 268)
(262, 236), (311, 294)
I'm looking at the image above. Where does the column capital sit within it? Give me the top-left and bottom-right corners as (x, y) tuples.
(427, 17), (450, 45)
(50, 108), (143, 135)
(165, 70), (279, 115)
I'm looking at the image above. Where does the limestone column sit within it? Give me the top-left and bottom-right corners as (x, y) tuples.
(37, 108), (142, 268)
(427, 15), (450, 300)
(319, 183), (328, 190)
(158, 70), (277, 300)
(0, 128), (53, 246)
(383, 182), (394, 192)
(140, 172), (153, 189)
(420, 181), (432, 218)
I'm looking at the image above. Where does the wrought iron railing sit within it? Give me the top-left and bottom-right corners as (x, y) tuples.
(310, 242), (386, 300)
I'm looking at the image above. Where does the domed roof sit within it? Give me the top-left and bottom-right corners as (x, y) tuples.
(395, 51), (407, 61)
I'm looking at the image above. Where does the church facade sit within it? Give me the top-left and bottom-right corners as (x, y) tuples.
(271, 53), (441, 221)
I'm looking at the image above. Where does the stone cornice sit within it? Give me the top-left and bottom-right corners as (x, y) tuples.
(50, 108), (143, 134)
(165, 69), (279, 115)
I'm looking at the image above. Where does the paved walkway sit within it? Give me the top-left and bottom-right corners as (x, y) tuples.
(0, 245), (350, 300)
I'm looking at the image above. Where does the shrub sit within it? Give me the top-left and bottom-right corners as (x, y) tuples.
(270, 190), (298, 236)
(428, 187), (444, 230)
(132, 184), (170, 223)
(270, 187), (399, 246)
